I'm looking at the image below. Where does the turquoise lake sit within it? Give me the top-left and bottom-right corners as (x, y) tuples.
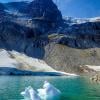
(0, 76), (100, 100)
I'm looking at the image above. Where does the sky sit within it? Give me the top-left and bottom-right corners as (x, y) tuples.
(0, 0), (100, 18)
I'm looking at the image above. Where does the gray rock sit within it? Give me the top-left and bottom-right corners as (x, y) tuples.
(27, 0), (62, 22)
(25, 0), (62, 33)
(0, 3), (5, 11)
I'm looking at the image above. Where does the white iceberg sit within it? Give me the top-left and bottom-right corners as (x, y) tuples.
(21, 81), (61, 100)
(37, 81), (61, 100)
(21, 86), (41, 100)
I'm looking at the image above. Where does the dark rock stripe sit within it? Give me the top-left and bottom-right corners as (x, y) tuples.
(0, 67), (64, 76)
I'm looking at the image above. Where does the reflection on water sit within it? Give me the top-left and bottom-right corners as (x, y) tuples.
(0, 76), (100, 100)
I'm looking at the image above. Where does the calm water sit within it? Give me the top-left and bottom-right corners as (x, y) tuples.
(0, 76), (100, 100)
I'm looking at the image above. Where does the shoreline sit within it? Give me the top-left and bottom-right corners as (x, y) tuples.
(0, 67), (78, 76)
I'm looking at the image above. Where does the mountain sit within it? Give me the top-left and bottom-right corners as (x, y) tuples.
(59, 18), (100, 49)
(26, 0), (62, 22)
(0, 0), (100, 75)
(5, 0), (62, 33)
(0, 3), (6, 20)
(4, 1), (29, 13)
(0, 3), (5, 11)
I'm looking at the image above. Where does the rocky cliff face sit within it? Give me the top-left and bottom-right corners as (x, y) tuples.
(44, 18), (100, 74)
(0, 3), (6, 20)
(5, 0), (62, 33)
(0, 0), (63, 59)
(58, 21), (100, 49)
(0, 20), (47, 58)
(26, 0), (62, 33)
(0, 0), (100, 74)
(44, 44), (100, 74)
(0, 3), (5, 11)
(26, 0), (62, 22)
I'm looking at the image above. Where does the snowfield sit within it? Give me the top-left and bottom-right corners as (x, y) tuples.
(0, 49), (77, 76)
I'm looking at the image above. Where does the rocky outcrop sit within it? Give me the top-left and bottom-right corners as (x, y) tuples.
(0, 3), (5, 11)
(0, 3), (6, 21)
(51, 21), (100, 49)
(0, 0), (63, 59)
(44, 44), (100, 74)
(5, 1), (28, 12)
(26, 0), (62, 33)
(5, 1), (62, 35)
(0, 21), (48, 59)
(27, 0), (62, 22)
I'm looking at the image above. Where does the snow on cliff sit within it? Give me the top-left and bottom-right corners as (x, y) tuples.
(0, 49), (55, 72)
(64, 17), (100, 25)
(0, 49), (77, 76)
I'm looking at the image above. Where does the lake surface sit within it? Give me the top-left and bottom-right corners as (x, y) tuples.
(0, 76), (100, 100)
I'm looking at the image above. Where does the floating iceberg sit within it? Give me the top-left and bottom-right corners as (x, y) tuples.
(21, 86), (41, 100)
(21, 81), (61, 100)
(37, 81), (61, 100)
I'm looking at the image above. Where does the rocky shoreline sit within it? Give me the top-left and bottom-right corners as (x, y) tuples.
(0, 67), (77, 76)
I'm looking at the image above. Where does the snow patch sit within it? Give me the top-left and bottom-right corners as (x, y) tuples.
(0, 49), (78, 76)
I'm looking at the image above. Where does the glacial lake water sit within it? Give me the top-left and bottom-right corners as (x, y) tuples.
(0, 76), (100, 100)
